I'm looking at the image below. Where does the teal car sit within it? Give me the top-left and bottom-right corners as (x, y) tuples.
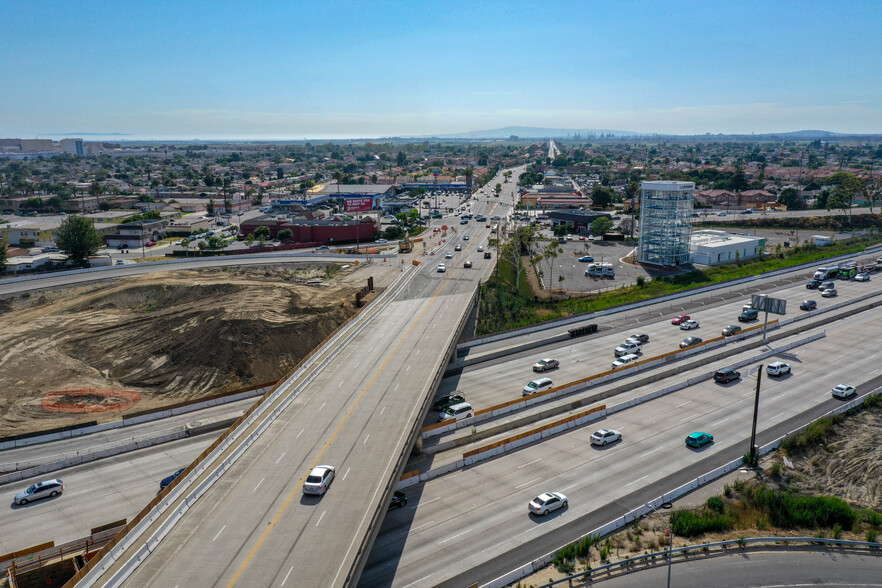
(685, 432), (714, 448)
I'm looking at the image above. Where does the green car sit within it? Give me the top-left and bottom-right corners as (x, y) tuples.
(685, 432), (714, 448)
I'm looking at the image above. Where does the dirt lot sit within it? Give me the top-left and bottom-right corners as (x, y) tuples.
(0, 263), (374, 437)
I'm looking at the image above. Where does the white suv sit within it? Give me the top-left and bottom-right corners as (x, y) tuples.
(614, 340), (641, 357)
(766, 362), (791, 377)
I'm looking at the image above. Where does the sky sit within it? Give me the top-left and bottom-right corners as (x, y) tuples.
(2, 0), (882, 140)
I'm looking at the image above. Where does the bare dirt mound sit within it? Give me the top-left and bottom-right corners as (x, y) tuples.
(0, 264), (364, 436)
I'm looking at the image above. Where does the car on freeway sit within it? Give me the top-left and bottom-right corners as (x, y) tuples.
(855, 272), (870, 282)
(738, 309), (759, 322)
(590, 429), (622, 446)
(14, 479), (64, 505)
(436, 264), (446, 273)
(439, 402), (474, 421)
(445, 251), (453, 259)
(821, 281), (836, 290)
(523, 377), (554, 395)
(611, 353), (639, 369)
(486, 223), (491, 228)
(679, 319), (700, 330)
(433, 392), (465, 412)
(460, 219), (468, 225)
(578, 255), (594, 262)
(766, 362), (791, 376)
(722, 324), (742, 336)
(454, 244), (462, 251)
(375, 239), (387, 244)
(685, 432), (714, 448)
(679, 336), (703, 348)
(614, 340), (642, 356)
(626, 333), (650, 344)
(463, 260), (472, 268)
(713, 368), (741, 383)
(160, 468), (186, 490)
(483, 251), (492, 259)
(821, 288), (838, 297)
(302, 465), (336, 495)
(491, 215), (500, 220)
(831, 384), (856, 398)
(463, 235), (470, 240)
(528, 492), (568, 516)
(532, 358), (559, 373)
(388, 491), (408, 510)
(800, 299), (817, 311)
(671, 314), (691, 325)
(806, 279), (822, 289)
(477, 245), (484, 252)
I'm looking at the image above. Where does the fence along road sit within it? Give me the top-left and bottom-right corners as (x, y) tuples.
(69, 188), (508, 588)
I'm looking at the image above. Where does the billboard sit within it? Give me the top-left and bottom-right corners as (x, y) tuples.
(344, 197), (373, 212)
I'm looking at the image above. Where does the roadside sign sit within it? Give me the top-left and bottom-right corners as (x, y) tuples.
(751, 294), (786, 315)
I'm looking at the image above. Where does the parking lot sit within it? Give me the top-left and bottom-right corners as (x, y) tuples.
(539, 238), (652, 294)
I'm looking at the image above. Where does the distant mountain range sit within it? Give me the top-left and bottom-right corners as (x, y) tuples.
(422, 127), (874, 141)
(429, 126), (640, 139)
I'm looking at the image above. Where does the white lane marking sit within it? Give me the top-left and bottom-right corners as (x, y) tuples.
(439, 528), (472, 544)
(401, 520), (435, 536)
(416, 349), (421, 356)
(316, 510), (326, 527)
(253, 478), (264, 492)
(412, 497), (439, 509)
(514, 477), (542, 490)
(406, 365), (411, 372)
(560, 483), (579, 491)
(871, 368), (881, 375)
(212, 525), (226, 542)
(712, 417), (730, 426)
(640, 447), (662, 457)
(432, 323), (436, 328)
(281, 565), (295, 586)
(518, 458), (543, 469)
(338, 380), (344, 388)
(320, 402), (326, 411)
(276, 452), (286, 464)
(296, 428), (304, 438)
(675, 400), (692, 408)
(626, 475), (649, 487)
(369, 345), (374, 352)
(403, 574), (434, 588)
(395, 383), (399, 391)
(343, 467), (351, 481)
(425, 335), (430, 341)
(364, 434), (370, 444)
(354, 361), (360, 368)
(770, 411), (788, 421)
(380, 406), (386, 415)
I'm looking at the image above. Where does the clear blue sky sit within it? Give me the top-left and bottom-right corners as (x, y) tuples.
(2, 0), (881, 139)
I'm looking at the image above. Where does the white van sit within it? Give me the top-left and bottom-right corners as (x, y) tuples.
(611, 354), (639, 369)
(600, 263), (615, 278)
(522, 377), (553, 396)
(438, 402), (474, 422)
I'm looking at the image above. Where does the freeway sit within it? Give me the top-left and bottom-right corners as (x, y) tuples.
(548, 140), (560, 159)
(76, 172), (515, 587)
(359, 292), (882, 586)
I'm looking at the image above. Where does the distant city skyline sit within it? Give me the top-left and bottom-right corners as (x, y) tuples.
(3, 1), (882, 140)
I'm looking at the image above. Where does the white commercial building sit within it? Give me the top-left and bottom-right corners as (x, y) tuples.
(637, 181), (694, 267)
(690, 230), (766, 265)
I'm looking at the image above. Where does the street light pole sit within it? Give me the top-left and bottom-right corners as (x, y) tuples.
(645, 502), (673, 588)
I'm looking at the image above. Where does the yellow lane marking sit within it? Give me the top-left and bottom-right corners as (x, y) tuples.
(227, 266), (462, 586)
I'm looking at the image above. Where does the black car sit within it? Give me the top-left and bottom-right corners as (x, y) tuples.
(160, 468), (186, 490)
(738, 309), (759, 322)
(679, 336), (703, 348)
(433, 393), (465, 412)
(713, 368), (741, 384)
(800, 299), (817, 311)
(722, 325), (742, 336)
(389, 491), (408, 510)
(806, 280), (822, 289)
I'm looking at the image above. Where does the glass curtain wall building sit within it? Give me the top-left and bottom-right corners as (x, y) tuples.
(637, 181), (694, 266)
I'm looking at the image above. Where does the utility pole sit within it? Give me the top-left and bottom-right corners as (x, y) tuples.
(749, 364), (763, 466)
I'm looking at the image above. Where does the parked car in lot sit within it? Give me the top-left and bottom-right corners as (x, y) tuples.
(578, 256), (594, 262)
(160, 468), (186, 490)
(821, 288), (838, 297)
(800, 299), (817, 311)
(590, 429), (622, 446)
(680, 336), (703, 348)
(433, 392), (465, 412)
(439, 402), (474, 421)
(766, 362), (791, 376)
(528, 492), (568, 516)
(14, 479), (64, 505)
(831, 384), (856, 398)
(685, 432), (714, 448)
(302, 465), (336, 495)
(626, 333), (650, 344)
(532, 358), (559, 372)
(738, 309), (759, 322)
(614, 340), (642, 356)
(671, 314), (690, 325)
(146, 241), (157, 247)
(523, 377), (553, 395)
(713, 368), (741, 383)
(388, 491), (408, 510)
(679, 319), (700, 330)
(722, 324), (742, 336)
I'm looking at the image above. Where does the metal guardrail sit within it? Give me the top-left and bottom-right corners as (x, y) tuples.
(536, 536), (882, 587)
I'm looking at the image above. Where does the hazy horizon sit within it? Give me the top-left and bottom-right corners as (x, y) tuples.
(4, 1), (882, 139)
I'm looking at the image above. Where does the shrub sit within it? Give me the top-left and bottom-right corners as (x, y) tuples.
(706, 496), (725, 514)
(743, 486), (856, 530)
(861, 509), (882, 528)
(769, 462), (783, 477)
(833, 523), (843, 539)
(733, 479), (746, 492)
(670, 509), (734, 537)
(863, 393), (882, 409)
(723, 484), (733, 498)
(867, 529), (879, 543)
(636, 276), (645, 288)
(780, 417), (838, 453)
